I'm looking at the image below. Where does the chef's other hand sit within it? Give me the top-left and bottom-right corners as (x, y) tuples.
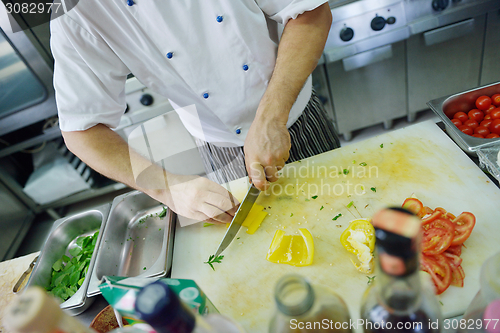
(166, 175), (239, 224)
(244, 116), (291, 191)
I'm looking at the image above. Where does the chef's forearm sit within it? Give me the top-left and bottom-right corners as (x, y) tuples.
(61, 124), (169, 203)
(257, 3), (332, 123)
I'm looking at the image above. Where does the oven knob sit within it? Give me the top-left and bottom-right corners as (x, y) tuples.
(339, 27), (354, 42)
(432, 0), (449, 11)
(140, 94), (154, 106)
(371, 15), (386, 31)
(386, 16), (396, 25)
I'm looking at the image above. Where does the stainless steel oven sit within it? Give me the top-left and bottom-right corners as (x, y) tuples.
(0, 2), (56, 136)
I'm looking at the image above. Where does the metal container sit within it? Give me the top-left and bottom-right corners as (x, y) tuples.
(87, 191), (175, 297)
(26, 204), (111, 315)
(427, 81), (500, 155)
(477, 144), (500, 184)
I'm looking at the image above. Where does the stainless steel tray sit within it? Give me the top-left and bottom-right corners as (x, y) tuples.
(88, 191), (175, 297)
(477, 144), (500, 184)
(26, 204), (110, 315)
(427, 82), (500, 156)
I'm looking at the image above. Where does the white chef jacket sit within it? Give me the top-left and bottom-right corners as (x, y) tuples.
(51, 0), (326, 146)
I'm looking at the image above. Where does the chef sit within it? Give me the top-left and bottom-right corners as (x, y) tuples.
(51, 0), (340, 224)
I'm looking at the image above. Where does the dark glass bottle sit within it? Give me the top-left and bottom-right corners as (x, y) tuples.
(360, 208), (443, 333)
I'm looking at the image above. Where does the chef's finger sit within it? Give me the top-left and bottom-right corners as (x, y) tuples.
(203, 217), (227, 225)
(264, 165), (280, 182)
(247, 161), (269, 191)
(211, 185), (240, 209)
(199, 203), (233, 223)
(204, 192), (238, 217)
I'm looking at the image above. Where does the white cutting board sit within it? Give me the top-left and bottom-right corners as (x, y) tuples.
(171, 120), (500, 332)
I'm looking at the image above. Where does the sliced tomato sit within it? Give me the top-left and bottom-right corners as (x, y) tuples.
(422, 210), (441, 226)
(434, 207), (448, 217)
(421, 254), (452, 295)
(423, 206), (434, 215)
(443, 252), (462, 267)
(422, 218), (454, 255)
(451, 212), (476, 246)
(445, 244), (462, 256)
(450, 264), (465, 287)
(402, 198), (425, 217)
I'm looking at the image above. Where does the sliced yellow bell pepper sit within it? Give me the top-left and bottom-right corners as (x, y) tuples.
(226, 204), (267, 235)
(266, 228), (314, 266)
(340, 218), (375, 273)
(247, 210), (267, 234)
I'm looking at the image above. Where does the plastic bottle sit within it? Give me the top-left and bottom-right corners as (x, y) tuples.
(4, 286), (96, 333)
(360, 207), (443, 333)
(268, 274), (353, 333)
(458, 251), (500, 333)
(134, 280), (245, 333)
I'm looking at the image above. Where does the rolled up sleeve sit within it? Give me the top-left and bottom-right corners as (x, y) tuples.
(50, 15), (129, 132)
(256, 0), (329, 25)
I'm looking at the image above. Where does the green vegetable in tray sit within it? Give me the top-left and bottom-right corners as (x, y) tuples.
(46, 231), (99, 302)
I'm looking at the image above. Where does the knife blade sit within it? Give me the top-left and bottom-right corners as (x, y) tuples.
(214, 184), (261, 257)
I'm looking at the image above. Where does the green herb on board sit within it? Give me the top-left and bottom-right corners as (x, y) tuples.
(332, 213), (342, 221)
(359, 162), (367, 166)
(305, 199), (310, 201)
(143, 267), (147, 270)
(320, 206), (324, 210)
(367, 276), (376, 285)
(439, 301), (444, 306)
(343, 169), (349, 175)
(290, 213), (294, 217)
(347, 201), (354, 208)
(380, 144), (384, 148)
(312, 195), (318, 199)
(203, 223), (214, 227)
(371, 187), (377, 193)
(205, 255), (224, 271)
(352, 160), (356, 164)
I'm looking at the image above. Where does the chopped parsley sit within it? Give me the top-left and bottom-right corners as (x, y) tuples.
(359, 162), (367, 166)
(367, 276), (376, 285)
(320, 206), (324, 210)
(332, 213), (342, 221)
(205, 255), (224, 271)
(158, 207), (167, 218)
(312, 195), (318, 199)
(380, 144), (384, 148)
(290, 213), (293, 217)
(371, 187), (377, 193)
(203, 223), (214, 227)
(347, 201), (354, 208)
(343, 169), (349, 175)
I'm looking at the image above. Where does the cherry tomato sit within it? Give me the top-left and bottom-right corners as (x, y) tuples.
(486, 105), (496, 114)
(486, 133), (500, 139)
(476, 96), (492, 111)
(421, 254), (452, 295)
(451, 119), (462, 127)
(464, 119), (479, 129)
(468, 109), (484, 122)
(492, 94), (500, 107)
(458, 125), (473, 135)
(472, 134), (484, 138)
(453, 111), (469, 123)
(450, 212), (476, 246)
(490, 119), (500, 135)
(480, 119), (493, 128)
(422, 218), (454, 255)
(490, 109), (500, 120)
(485, 114), (492, 120)
(474, 126), (490, 137)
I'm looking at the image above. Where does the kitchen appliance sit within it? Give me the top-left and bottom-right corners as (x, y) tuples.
(171, 120), (500, 332)
(321, 0), (500, 140)
(0, 3), (56, 136)
(214, 184), (260, 257)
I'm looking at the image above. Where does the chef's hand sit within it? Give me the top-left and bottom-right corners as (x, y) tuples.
(165, 175), (240, 224)
(244, 114), (291, 191)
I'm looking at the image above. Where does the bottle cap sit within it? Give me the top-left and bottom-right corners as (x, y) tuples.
(484, 299), (500, 333)
(4, 286), (62, 333)
(135, 280), (195, 332)
(372, 207), (422, 276)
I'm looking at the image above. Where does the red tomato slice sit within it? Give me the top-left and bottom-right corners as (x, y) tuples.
(423, 206), (434, 215)
(402, 198), (425, 217)
(443, 252), (463, 267)
(445, 244), (462, 256)
(450, 212), (476, 246)
(450, 264), (465, 287)
(422, 219), (454, 255)
(421, 254), (452, 295)
(422, 210), (441, 226)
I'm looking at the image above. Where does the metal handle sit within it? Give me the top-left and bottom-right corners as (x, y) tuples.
(342, 44), (393, 72)
(424, 18), (475, 46)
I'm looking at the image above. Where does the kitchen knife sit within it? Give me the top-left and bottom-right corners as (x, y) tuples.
(214, 184), (261, 257)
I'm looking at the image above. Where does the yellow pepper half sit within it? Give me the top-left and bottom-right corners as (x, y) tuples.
(266, 228), (314, 267)
(340, 218), (375, 273)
